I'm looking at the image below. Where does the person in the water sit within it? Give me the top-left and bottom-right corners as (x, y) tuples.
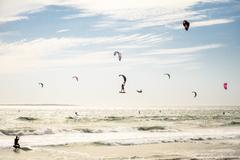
(13, 136), (20, 149)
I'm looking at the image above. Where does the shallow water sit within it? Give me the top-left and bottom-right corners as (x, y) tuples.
(0, 105), (240, 148)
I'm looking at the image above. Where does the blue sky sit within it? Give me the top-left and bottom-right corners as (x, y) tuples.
(0, 0), (239, 108)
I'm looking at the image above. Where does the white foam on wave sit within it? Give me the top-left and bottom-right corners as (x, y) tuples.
(0, 128), (62, 136)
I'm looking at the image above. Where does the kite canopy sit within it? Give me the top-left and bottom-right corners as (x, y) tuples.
(164, 73), (170, 79)
(119, 74), (127, 84)
(183, 20), (190, 31)
(224, 83), (228, 90)
(192, 91), (197, 98)
(38, 82), (44, 88)
(137, 90), (143, 93)
(72, 76), (78, 82)
(114, 51), (122, 61)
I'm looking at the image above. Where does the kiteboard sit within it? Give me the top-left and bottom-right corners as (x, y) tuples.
(13, 146), (33, 152)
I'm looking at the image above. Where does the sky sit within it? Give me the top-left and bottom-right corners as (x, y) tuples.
(0, 0), (240, 108)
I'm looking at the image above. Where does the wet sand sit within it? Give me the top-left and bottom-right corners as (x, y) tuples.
(1, 139), (240, 160)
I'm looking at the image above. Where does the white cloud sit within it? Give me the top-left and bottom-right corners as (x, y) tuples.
(0, 16), (28, 24)
(141, 44), (222, 55)
(0, 0), (45, 24)
(0, 33), (170, 73)
(113, 10), (204, 31)
(0, 0), (230, 28)
(56, 29), (70, 33)
(191, 18), (235, 27)
(107, 44), (149, 49)
(126, 54), (190, 66)
(0, 31), (17, 36)
(0, 34), (221, 74)
(0, 34), (169, 57)
(62, 12), (97, 19)
(59, 0), (228, 20)
(169, 18), (235, 30)
(66, 0), (232, 31)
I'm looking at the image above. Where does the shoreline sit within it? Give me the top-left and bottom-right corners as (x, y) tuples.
(1, 139), (240, 160)
(1, 104), (240, 110)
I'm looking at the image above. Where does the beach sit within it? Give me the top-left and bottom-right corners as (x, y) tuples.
(0, 105), (240, 159)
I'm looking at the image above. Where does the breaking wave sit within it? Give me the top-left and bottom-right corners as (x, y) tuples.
(73, 128), (103, 133)
(137, 126), (166, 131)
(17, 116), (39, 121)
(228, 121), (240, 126)
(0, 127), (105, 136)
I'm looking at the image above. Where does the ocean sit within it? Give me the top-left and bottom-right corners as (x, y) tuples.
(0, 105), (240, 159)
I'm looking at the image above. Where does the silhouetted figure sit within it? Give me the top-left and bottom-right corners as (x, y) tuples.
(13, 136), (20, 149)
(119, 83), (125, 93)
(223, 112), (225, 115)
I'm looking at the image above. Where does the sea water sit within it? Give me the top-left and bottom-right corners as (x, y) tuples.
(0, 105), (240, 148)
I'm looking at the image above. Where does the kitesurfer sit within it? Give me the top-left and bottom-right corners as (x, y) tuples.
(120, 83), (125, 93)
(13, 136), (20, 149)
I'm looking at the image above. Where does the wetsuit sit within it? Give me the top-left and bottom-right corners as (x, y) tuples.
(13, 136), (20, 149)
(120, 84), (125, 93)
